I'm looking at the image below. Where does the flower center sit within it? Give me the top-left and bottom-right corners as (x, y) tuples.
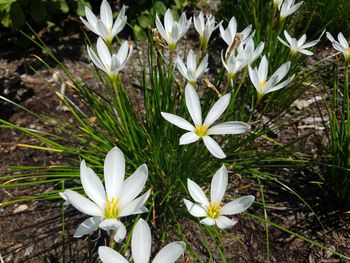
(345, 47), (350, 53)
(104, 198), (120, 219)
(195, 124), (208, 138)
(207, 202), (221, 219)
(259, 80), (267, 92)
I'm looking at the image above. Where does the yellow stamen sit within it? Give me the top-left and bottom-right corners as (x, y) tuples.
(259, 80), (267, 92)
(207, 202), (221, 219)
(346, 47), (350, 52)
(104, 197), (120, 219)
(195, 124), (208, 138)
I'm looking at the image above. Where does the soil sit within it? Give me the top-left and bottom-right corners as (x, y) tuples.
(1, 25), (350, 263)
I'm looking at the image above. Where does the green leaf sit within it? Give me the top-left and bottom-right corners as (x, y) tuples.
(58, 0), (69, 13)
(153, 1), (166, 15)
(133, 24), (147, 40)
(75, 0), (90, 16)
(137, 14), (153, 28)
(30, 0), (48, 23)
(0, 0), (25, 28)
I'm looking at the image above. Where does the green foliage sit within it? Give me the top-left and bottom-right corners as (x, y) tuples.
(217, 0), (350, 38)
(132, 0), (191, 40)
(322, 64), (350, 207)
(0, 0), (91, 29)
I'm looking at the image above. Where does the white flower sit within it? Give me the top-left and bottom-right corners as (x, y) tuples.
(237, 39), (265, 65)
(221, 52), (247, 79)
(176, 49), (208, 85)
(326, 32), (350, 63)
(193, 12), (221, 49)
(248, 55), (294, 96)
(278, 30), (322, 56)
(87, 37), (133, 80)
(98, 219), (186, 263)
(80, 1), (127, 44)
(184, 165), (255, 229)
(60, 147), (150, 243)
(278, 0), (303, 20)
(161, 83), (251, 159)
(219, 17), (255, 54)
(155, 9), (192, 50)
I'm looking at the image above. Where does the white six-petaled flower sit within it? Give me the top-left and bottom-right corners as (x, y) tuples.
(80, 1), (127, 45)
(219, 17), (254, 56)
(222, 39), (264, 80)
(87, 37), (133, 81)
(326, 32), (350, 63)
(60, 147), (150, 243)
(98, 219), (186, 263)
(248, 55), (294, 96)
(155, 9), (192, 50)
(278, 0), (303, 20)
(161, 83), (251, 159)
(193, 12), (221, 50)
(278, 30), (322, 56)
(184, 165), (255, 229)
(176, 49), (208, 85)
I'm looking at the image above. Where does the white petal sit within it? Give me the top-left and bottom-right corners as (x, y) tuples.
(203, 93), (231, 127)
(220, 195), (255, 215)
(161, 112), (195, 131)
(104, 147), (125, 200)
(277, 36), (290, 48)
(187, 49), (197, 72)
(155, 15), (169, 43)
(99, 246), (129, 263)
(132, 219), (152, 263)
(117, 41), (129, 65)
(258, 55), (268, 81)
(164, 9), (174, 34)
(270, 61), (290, 83)
(200, 217), (215, 226)
(298, 49), (313, 56)
(112, 16), (127, 36)
(96, 20), (111, 41)
(183, 199), (207, 217)
(196, 54), (208, 79)
(119, 190), (150, 217)
(248, 66), (259, 91)
(179, 132), (200, 145)
(119, 164), (148, 208)
(80, 160), (106, 209)
(99, 219), (127, 242)
(187, 179), (209, 207)
(63, 189), (103, 217)
(80, 17), (98, 34)
(202, 136), (226, 159)
(84, 7), (98, 31)
(100, 0), (113, 29)
(297, 34), (307, 46)
(153, 241), (186, 263)
(338, 32), (349, 48)
(266, 74), (294, 93)
(210, 165), (228, 204)
(185, 83), (202, 125)
(97, 37), (111, 66)
(326, 32), (335, 42)
(87, 45), (105, 71)
(207, 121), (251, 135)
(176, 57), (189, 79)
(215, 216), (238, 229)
(74, 216), (103, 238)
